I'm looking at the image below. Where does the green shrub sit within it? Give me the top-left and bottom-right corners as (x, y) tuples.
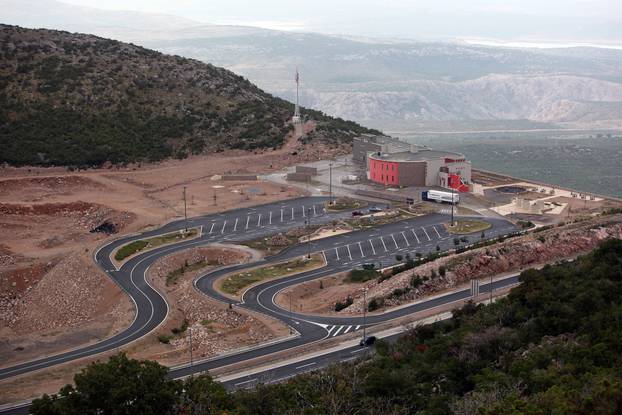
(114, 240), (148, 261)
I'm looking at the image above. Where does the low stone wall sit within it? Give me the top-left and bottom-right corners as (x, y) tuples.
(295, 166), (318, 175)
(287, 172), (312, 182)
(221, 175), (258, 181)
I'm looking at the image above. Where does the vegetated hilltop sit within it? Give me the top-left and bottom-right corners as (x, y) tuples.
(0, 24), (379, 166)
(32, 238), (622, 414)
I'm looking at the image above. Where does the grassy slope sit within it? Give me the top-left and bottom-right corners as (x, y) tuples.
(0, 24), (381, 167)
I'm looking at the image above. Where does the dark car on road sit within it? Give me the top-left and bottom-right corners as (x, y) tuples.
(359, 335), (377, 347)
(351, 210), (364, 216)
(368, 206), (382, 213)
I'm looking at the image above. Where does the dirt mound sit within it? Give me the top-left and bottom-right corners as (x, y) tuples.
(1, 253), (124, 333)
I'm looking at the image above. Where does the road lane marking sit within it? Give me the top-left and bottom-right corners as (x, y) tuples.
(346, 245), (353, 260)
(401, 231), (410, 246)
(350, 348), (367, 354)
(280, 209), (284, 222)
(257, 214), (262, 227)
(343, 325), (352, 334)
(209, 223), (215, 234)
(245, 216), (250, 230)
(234, 379), (257, 387)
(411, 228), (420, 243)
(295, 362), (316, 370)
(433, 226), (441, 238)
(269, 211), (272, 224)
(333, 326), (344, 336)
(355, 325), (361, 330)
(358, 241), (365, 257)
(380, 237), (388, 252)
(291, 207), (294, 220)
(369, 240), (376, 255)
(326, 326), (336, 335)
(335, 248), (340, 261)
(391, 234), (399, 249)
(221, 220), (227, 234)
(302, 205), (306, 217)
(233, 218), (238, 232)
(422, 227), (431, 241)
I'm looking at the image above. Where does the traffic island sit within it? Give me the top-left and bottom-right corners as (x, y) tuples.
(445, 219), (491, 235)
(112, 227), (201, 265)
(216, 253), (326, 300)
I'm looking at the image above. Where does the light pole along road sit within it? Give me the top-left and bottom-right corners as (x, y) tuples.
(0, 196), (519, 413)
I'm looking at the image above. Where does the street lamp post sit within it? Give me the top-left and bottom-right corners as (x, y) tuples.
(306, 208), (312, 259)
(329, 162), (333, 205)
(362, 288), (367, 341)
(188, 327), (193, 367)
(183, 186), (188, 232)
(450, 185), (455, 227)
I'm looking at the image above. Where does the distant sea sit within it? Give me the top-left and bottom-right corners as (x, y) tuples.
(402, 136), (622, 199)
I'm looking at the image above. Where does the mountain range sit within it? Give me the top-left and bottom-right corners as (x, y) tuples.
(3, 0), (622, 132)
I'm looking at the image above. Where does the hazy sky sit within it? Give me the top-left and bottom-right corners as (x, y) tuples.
(57, 0), (622, 43)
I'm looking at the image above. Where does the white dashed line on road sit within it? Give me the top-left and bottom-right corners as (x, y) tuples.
(295, 362), (316, 370)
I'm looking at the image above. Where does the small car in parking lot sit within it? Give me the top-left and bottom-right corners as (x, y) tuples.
(351, 210), (364, 216)
(368, 206), (382, 213)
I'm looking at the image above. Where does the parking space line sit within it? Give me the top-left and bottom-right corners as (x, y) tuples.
(245, 216), (250, 230)
(291, 207), (294, 221)
(257, 214), (262, 227)
(346, 245), (353, 260)
(335, 248), (340, 261)
(380, 237), (388, 252)
(422, 227), (431, 241)
(302, 205), (306, 217)
(433, 225), (441, 238)
(209, 223), (215, 234)
(233, 218), (238, 232)
(358, 241), (365, 257)
(391, 234), (399, 249)
(221, 220), (227, 234)
(280, 209), (284, 222)
(369, 240), (376, 255)
(401, 231), (410, 246)
(269, 211), (272, 225)
(313, 205), (317, 216)
(411, 228), (420, 243)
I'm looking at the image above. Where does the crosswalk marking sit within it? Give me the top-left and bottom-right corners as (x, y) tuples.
(325, 325), (361, 337)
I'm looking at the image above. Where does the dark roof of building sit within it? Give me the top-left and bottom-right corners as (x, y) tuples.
(368, 149), (466, 162)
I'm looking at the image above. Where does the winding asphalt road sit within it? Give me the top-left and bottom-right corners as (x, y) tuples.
(0, 196), (518, 413)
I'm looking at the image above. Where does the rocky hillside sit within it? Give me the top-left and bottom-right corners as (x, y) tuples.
(0, 25), (380, 166)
